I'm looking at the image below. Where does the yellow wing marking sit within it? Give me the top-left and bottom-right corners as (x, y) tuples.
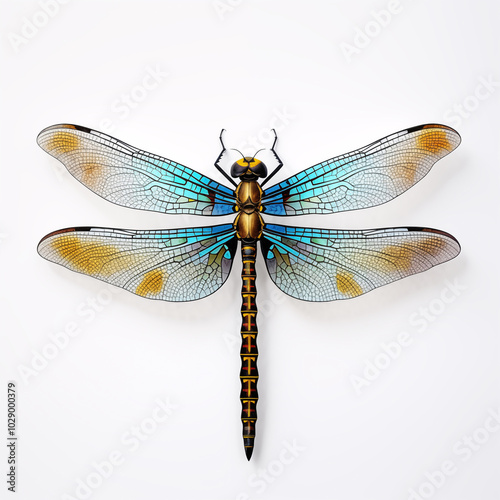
(336, 269), (363, 297)
(389, 162), (419, 185)
(208, 247), (225, 267)
(417, 128), (452, 154)
(46, 131), (80, 154)
(79, 162), (104, 189)
(51, 234), (139, 276)
(273, 246), (291, 267)
(136, 269), (165, 297)
(390, 126), (454, 186)
(375, 236), (446, 273)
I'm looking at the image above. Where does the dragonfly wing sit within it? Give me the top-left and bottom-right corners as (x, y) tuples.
(37, 124), (236, 216)
(38, 224), (238, 301)
(262, 124), (460, 215)
(261, 223), (460, 301)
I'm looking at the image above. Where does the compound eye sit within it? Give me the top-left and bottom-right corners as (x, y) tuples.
(251, 161), (268, 178)
(230, 161), (247, 178)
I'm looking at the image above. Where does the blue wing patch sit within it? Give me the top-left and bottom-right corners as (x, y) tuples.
(261, 223), (460, 301)
(37, 124), (236, 216)
(38, 224), (238, 301)
(262, 124), (460, 215)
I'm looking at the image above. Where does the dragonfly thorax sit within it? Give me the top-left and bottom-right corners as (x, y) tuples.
(230, 157), (268, 179)
(234, 179), (264, 241)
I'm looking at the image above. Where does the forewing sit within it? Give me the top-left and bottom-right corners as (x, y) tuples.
(261, 223), (460, 301)
(38, 224), (238, 301)
(37, 124), (236, 216)
(262, 124), (460, 215)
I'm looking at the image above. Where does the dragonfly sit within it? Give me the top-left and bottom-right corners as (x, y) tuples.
(37, 123), (461, 460)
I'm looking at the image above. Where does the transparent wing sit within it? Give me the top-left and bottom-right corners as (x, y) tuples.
(37, 124), (236, 216)
(38, 224), (238, 301)
(262, 124), (460, 215)
(261, 223), (460, 301)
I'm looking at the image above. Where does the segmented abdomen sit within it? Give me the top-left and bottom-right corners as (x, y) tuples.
(240, 241), (259, 460)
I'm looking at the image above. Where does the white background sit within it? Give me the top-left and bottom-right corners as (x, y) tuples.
(1, 1), (499, 499)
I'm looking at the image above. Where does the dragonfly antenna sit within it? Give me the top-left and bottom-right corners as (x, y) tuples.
(230, 148), (246, 160)
(251, 148), (265, 162)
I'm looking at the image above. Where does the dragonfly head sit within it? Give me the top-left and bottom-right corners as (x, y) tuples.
(230, 157), (268, 180)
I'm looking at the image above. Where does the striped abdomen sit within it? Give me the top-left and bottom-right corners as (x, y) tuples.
(240, 241), (259, 460)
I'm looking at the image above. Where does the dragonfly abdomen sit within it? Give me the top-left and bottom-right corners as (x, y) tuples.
(240, 241), (259, 460)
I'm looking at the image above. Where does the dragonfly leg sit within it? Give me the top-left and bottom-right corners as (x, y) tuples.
(260, 129), (284, 187)
(214, 129), (238, 187)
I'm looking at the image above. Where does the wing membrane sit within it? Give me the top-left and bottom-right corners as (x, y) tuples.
(261, 223), (460, 301)
(262, 124), (460, 215)
(37, 124), (236, 216)
(38, 224), (238, 301)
